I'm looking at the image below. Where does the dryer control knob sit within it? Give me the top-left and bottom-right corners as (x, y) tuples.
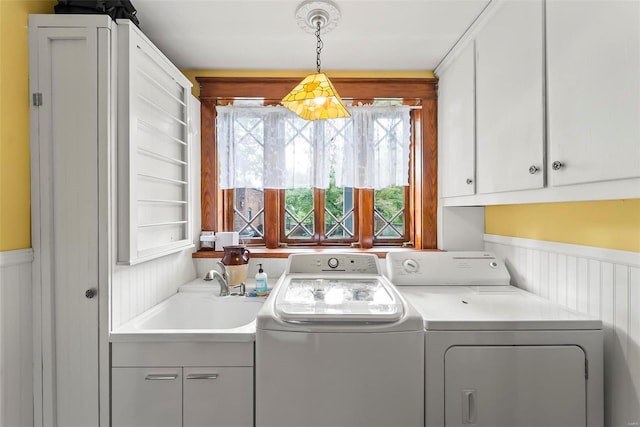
(402, 259), (419, 273)
(327, 257), (339, 269)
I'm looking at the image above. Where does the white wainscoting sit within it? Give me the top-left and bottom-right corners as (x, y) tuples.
(111, 249), (196, 329)
(485, 234), (640, 427)
(0, 249), (34, 427)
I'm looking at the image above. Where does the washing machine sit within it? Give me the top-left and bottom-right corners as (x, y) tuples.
(386, 251), (603, 427)
(256, 253), (424, 427)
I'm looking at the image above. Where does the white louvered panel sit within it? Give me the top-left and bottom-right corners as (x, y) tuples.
(117, 20), (193, 265)
(0, 250), (34, 427)
(136, 96), (186, 141)
(138, 120), (186, 160)
(484, 234), (640, 426)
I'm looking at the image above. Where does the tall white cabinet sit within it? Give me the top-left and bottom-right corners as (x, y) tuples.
(29, 16), (112, 427)
(29, 15), (196, 426)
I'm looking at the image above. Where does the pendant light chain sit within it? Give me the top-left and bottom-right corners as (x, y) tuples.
(315, 20), (323, 73)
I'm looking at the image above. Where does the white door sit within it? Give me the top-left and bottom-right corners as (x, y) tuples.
(445, 345), (587, 427)
(183, 367), (253, 427)
(439, 42), (476, 198)
(475, 0), (545, 194)
(547, 0), (640, 186)
(31, 26), (103, 426)
(111, 368), (182, 427)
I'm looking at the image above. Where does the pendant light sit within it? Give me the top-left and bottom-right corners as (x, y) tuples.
(281, 0), (351, 121)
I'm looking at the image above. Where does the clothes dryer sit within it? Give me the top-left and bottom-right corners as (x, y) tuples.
(256, 253), (424, 427)
(386, 251), (603, 427)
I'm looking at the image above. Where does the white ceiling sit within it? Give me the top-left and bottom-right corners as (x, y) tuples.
(133, 0), (490, 71)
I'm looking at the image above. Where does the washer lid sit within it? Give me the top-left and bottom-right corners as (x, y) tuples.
(275, 278), (404, 323)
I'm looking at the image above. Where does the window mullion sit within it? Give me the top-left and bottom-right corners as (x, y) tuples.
(314, 188), (325, 244)
(262, 189), (279, 248)
(222, 189), (235, 231)
(358, 189), (374, 248)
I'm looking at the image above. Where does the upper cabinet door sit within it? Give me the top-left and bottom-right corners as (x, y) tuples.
(547, 0), (640, 186)
(475, 0), (545, 194)
(439, 42), (476, 198)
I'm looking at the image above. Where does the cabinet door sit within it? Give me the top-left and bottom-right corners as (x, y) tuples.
(183, 367), (253, 427)
(439, 42), (476, 197)
(475, 0), (545, 194)
(547, 0), (640, 186)
(445, 346), (586, 427)
(111, 367), (182, 427)
(29, 22), (107, 427)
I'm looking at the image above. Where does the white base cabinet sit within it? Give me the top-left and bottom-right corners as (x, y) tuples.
(112, 367), (253, 427)
(111, 342), (254, 427)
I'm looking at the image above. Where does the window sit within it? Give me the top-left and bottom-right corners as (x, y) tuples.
(198, 77), (438, 249)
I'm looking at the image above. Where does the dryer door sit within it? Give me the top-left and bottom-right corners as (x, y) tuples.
(444, 345), (586, 427)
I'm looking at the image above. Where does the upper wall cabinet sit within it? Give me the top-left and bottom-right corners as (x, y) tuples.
(475, 0), (544, 194)
(117, 21), (194, 265)
(546, 0), (640, 186)
(439, 42), (476, 198)
(437, 0), (640, 206)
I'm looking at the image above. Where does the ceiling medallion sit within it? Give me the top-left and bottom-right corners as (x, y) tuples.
(295, 0), (341, 34)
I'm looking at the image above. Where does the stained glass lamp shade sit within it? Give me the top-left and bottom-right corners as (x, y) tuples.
(281, 72), (351, 120)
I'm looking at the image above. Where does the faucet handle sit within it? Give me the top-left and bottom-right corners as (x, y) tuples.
(231, 283), (246, 296)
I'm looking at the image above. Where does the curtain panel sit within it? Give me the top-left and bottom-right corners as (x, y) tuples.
(216, 104), (411, 190)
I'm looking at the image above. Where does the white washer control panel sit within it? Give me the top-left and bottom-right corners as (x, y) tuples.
(387, 252), (511, 286)
(286, 253), (380, 274)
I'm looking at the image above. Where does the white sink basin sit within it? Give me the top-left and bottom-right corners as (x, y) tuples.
(111, 292), (264, 342)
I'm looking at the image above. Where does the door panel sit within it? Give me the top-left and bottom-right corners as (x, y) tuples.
(112, 368), (182, 427)
(36, 27), (100, 426)
(547, 0), (640, 185)
(475, 0), (545, 193)
(183, 367), (253, 427)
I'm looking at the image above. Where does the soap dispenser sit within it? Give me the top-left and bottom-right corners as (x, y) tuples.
(255, 264), (268, 295)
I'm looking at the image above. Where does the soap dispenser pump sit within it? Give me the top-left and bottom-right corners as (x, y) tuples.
(255, 264), (268, 295)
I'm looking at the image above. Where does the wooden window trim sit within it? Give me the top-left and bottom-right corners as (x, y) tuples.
(198, 76), (438, 249)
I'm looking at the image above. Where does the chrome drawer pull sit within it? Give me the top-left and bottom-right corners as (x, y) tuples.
(186, 374), (219, 380)
(145, 374), (178, 381)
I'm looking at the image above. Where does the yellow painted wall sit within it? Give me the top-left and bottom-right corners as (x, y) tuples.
(0, 0), (55, 251)
(486, 200), (640, 252)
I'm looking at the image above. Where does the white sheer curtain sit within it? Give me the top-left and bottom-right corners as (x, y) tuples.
(216, 104), (411, 190)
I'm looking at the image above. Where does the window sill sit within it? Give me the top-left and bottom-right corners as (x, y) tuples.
(192, 247), (440, 259)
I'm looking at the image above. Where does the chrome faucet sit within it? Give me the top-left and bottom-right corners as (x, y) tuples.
(203, 261), (245, 296)
(204, 261), (230, 296)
